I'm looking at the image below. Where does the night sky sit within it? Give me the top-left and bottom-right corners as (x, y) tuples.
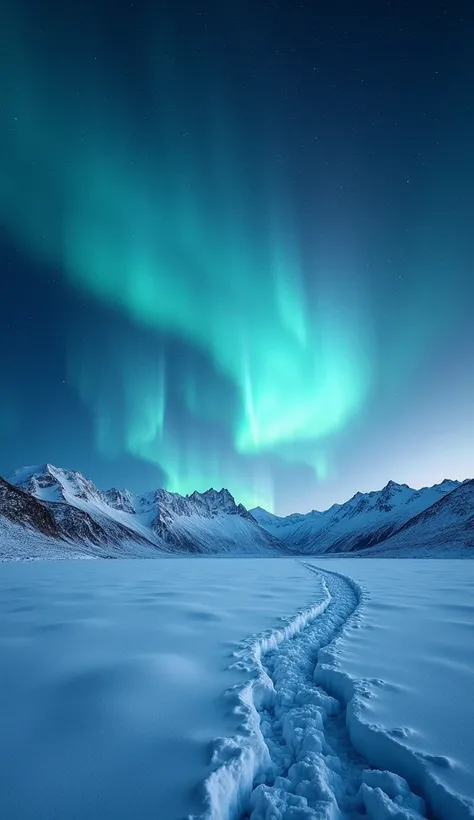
(0, 0), (473, 514)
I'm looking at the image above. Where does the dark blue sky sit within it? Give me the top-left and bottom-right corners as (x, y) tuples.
(0, 0), (473, 513)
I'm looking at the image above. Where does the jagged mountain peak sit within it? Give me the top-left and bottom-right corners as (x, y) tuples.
(8, 462), (54, 483)
(4, 464), (282, 557)
(11, 462), (81, 481)
(255, 476), (469, 555)
(10, 463), (103, 505)
(189, 486), (235, 503)
(149, 485), (247, 523)
(368, 478), (474, 555)
(4, 462), (471, 559)
(381, 480), (410, 494)
(189, 486), (233, 504)
(103, 487), (136, 514)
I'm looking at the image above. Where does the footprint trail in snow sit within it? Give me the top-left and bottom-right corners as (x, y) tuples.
(195, 563), (435, 820)
(244, 567), (428, 819)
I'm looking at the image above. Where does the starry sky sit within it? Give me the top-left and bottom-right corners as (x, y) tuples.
(0, 0), (473, 514)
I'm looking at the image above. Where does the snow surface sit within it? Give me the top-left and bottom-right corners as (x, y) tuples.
(0, 517), (89, 560)
(308, 559), (474, 819)
(0, 558), (472, 820)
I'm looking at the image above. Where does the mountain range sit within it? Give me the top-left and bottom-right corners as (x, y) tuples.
(0, 463), (472, 559)
(251, 478), (469, 554)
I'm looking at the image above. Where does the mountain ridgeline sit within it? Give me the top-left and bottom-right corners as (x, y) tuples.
(0, 463), (472, 559)
(251, 478), (473, 556)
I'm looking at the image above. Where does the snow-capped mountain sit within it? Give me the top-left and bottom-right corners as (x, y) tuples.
(2, 464), (282, 558)
(1, 463), (472, 560)
(251, 506), (324, 542)
(252, 479), (462, 554)
(12, 463), (104, 504)
(8, 464), (163, 557)
(251, 506), (318, 531)
(140, 487), (278, 553)
(0, 476), (90, 561)
(365, 478), (474, 556)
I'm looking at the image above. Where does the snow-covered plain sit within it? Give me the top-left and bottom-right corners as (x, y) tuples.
(0, 558), (472, 820)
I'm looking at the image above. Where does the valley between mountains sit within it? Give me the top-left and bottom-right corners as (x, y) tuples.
(0, 463), (472, 559)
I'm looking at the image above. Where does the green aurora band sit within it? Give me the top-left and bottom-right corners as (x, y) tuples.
(7, 5), (467, 508)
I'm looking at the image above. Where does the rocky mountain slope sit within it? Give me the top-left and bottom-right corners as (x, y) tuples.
(252, 479), (468, 555)
(1, 463), (472, 559)
(2, 464), (282, 558)
(0, 476), (61, 538)
(363, 478), (474, 556)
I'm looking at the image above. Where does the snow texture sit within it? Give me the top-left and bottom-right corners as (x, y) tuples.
(0, 558), (473, 819)
(194, 561), (474, 820)
(0, 558), (330, 819)
(193, 572), (332, 820)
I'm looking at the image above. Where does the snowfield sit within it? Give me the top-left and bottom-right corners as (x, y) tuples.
(0, 558), (472, 820)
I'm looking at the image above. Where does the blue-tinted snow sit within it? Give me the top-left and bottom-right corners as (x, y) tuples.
(312, 559), (474, 818)
(0, 558), (328, 819)
(0, 558), (473, 820)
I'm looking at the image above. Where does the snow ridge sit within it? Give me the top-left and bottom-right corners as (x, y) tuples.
(194, 564), (471, 820)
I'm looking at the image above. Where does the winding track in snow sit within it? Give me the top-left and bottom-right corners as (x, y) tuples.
(242, 563), (430, 820)
(194, 561), (438, 820)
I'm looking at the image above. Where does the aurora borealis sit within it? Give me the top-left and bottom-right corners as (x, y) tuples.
(0, 1), (473, 513)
